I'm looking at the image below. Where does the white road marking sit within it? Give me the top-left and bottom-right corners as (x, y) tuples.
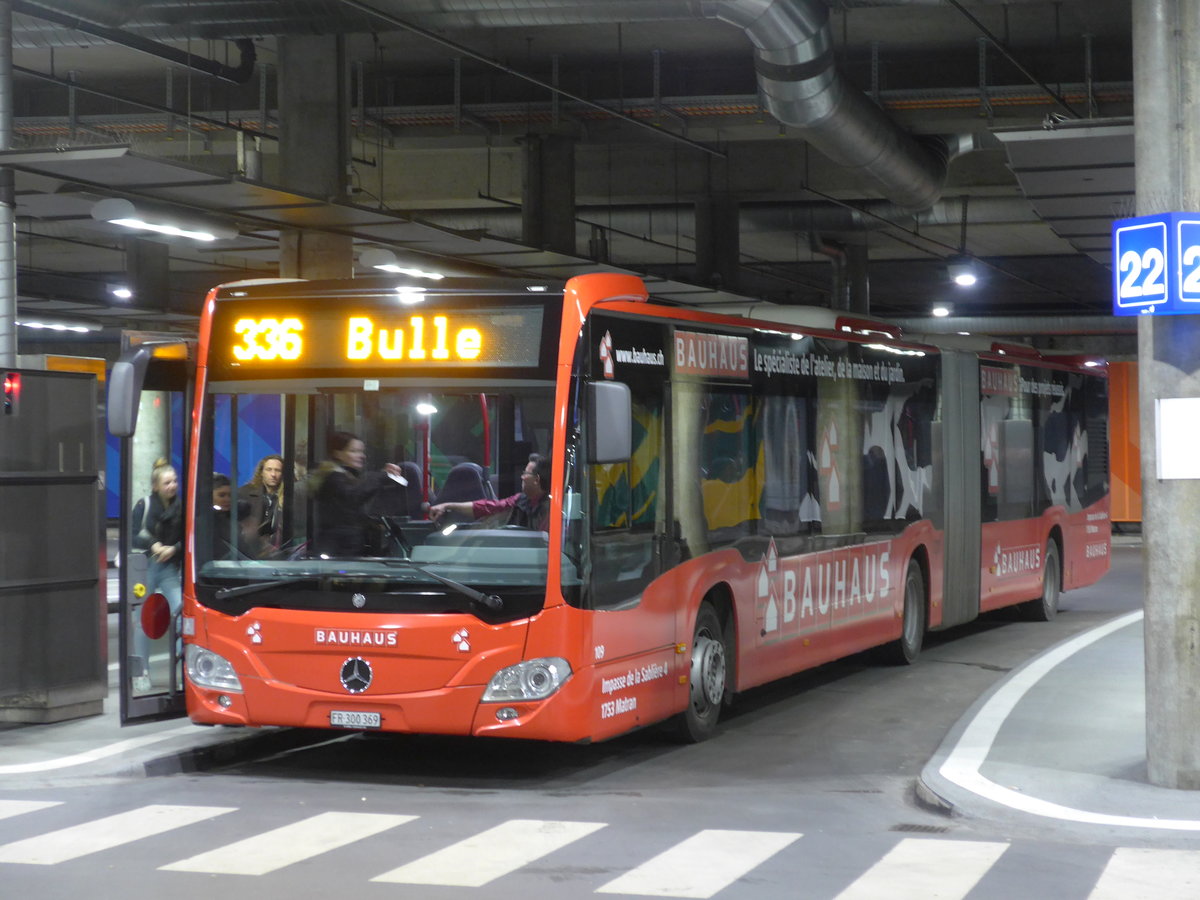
(372, 818), (605, 887)
(0, 723), (198, 775)
(0, 804), (234, 865)
(934, 610), (1200, 831)
(595, 828), (801, 899)
(160, 811), (415, 875)
(832, 838), (1007, 900)
(0, 800), (61, 821)
(1088, 848), (1200, 900)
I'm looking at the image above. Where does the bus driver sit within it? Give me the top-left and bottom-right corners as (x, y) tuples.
(430, 453), (551, 532)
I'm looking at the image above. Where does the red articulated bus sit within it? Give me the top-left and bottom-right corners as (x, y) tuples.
(110, 272), (1111, 741)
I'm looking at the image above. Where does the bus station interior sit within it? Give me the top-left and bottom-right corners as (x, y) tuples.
(19, 8), (1200, 895)
(0, 0), (1188, 810)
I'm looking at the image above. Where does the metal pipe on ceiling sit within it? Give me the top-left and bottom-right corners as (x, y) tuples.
(412, 196), (1037, 239)
(382, 0), (960, 208)
(12, 1), (257, 83)
(10, 0), (963, 208)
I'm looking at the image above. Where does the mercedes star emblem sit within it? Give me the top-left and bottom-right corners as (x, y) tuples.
(339, 656), (373, 693)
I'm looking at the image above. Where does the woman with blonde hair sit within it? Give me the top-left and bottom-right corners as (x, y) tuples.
(129, 457), (183, 692)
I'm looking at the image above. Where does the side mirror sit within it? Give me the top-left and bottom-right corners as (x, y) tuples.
(587, 381), (631, 464)
(107, 346), (154, 437)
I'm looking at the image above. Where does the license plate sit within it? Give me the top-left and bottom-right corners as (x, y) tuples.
(330, 710), (381, 729)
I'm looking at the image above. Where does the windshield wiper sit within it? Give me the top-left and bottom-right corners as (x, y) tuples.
(382, 559), (503, 612)
(214, 575), (312, 601)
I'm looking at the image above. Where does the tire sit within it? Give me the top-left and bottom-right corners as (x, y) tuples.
(880, 558), (926, 665)
(673, 602), (728, 743)
(1021, 540), (1060, 622)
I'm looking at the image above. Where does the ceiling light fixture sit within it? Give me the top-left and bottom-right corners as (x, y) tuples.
(359, 247), (445, 280)
(91, 198), (237, 242)
(931, 303), (953, 318)
(110, 285), (133, 300)
(946, 255), (978, 287)
(16, 314), (102, 333)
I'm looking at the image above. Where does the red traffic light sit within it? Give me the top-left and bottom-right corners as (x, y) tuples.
(2, 371), (18, 416)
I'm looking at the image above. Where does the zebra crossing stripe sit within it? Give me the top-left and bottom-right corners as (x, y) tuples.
(160, 811), (416, 875)
(0, 800), (61, 822)
(371, 818), (606, 887)
(596, 828), (801, 899)
(832, 837), (1008, 900)
(1088, 847), (1200, 899)
(0, 804), (235, 865)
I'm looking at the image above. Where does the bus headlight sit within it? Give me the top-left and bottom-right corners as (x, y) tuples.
(185, 645), (243, 692)
(482, 658), (571, 702)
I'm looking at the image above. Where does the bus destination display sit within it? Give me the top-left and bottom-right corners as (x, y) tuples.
(211, 303), (545, 374)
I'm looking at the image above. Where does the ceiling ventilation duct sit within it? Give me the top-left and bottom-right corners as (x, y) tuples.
(394, 0), (959, 210)
(8, 0), (961, 207)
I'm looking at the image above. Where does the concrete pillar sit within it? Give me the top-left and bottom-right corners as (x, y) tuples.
(277, 34), (353, 280)
(694, 195), (739, 291)
(846, 242), (870, 315)
(278, 231), (354, 280)
(1135, 0), (1200, 789)
(520, 134), (576, 255)
(278, 34), (349, 202)
(0, 1), (15, 368)
(125, 238), (169, 312)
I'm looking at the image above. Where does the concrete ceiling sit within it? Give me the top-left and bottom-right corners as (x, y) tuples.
(4, 0), (1135, 347)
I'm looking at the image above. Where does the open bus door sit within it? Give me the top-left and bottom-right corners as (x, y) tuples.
(108, 335), (194, 724)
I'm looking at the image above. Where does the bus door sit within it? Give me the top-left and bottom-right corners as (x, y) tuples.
(110, 342), (192, 724)
(585, 318), (673, 611)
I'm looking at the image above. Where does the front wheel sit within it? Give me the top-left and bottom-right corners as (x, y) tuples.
(1021, 540), (1060, 622)
(880, 558), (926, 665)
(673, 603), (728, 743)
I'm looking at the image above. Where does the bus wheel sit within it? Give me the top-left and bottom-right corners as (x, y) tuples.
(675, 603), (727, 743)
(881, 558), (926, 665)
(1022, 541), (1060, 622)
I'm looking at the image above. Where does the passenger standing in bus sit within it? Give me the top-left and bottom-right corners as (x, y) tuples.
(130, 458), (183, 691)
(212, 473), (257, 559)
(239, 454), (285, 551)
(429, 453), (551, 531)
(310, 431), (406, 556)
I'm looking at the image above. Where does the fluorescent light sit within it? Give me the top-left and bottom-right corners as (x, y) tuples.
(359, 247), (445, 280)
(110, 285), (133, 300)
(16, 314), (102, 332)
(931, 304), (953, 318)
(91, 197), (236, 242)
(415, 402), (438, 416)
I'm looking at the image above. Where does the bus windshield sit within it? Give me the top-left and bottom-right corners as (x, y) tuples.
(192, 383), (560, 619)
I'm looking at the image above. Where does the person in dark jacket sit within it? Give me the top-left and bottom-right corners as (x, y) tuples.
(130, 458), (183, 691)
(238, 454), (285, 551)
(310, 431), (405, 557)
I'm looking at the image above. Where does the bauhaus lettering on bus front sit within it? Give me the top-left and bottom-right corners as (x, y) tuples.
(1112, 212), (1200, 315)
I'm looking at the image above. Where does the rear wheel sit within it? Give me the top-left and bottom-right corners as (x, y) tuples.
(1021, 541), (1060, 621)
(674, 602), (728, 743)
(880, 558), (926, 665)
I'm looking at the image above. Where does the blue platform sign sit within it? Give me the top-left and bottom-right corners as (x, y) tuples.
(1112, 212), (1200, 316)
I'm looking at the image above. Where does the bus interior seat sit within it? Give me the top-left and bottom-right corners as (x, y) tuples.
(398, 461), (424, 518)
(435, 461), (490, 504)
